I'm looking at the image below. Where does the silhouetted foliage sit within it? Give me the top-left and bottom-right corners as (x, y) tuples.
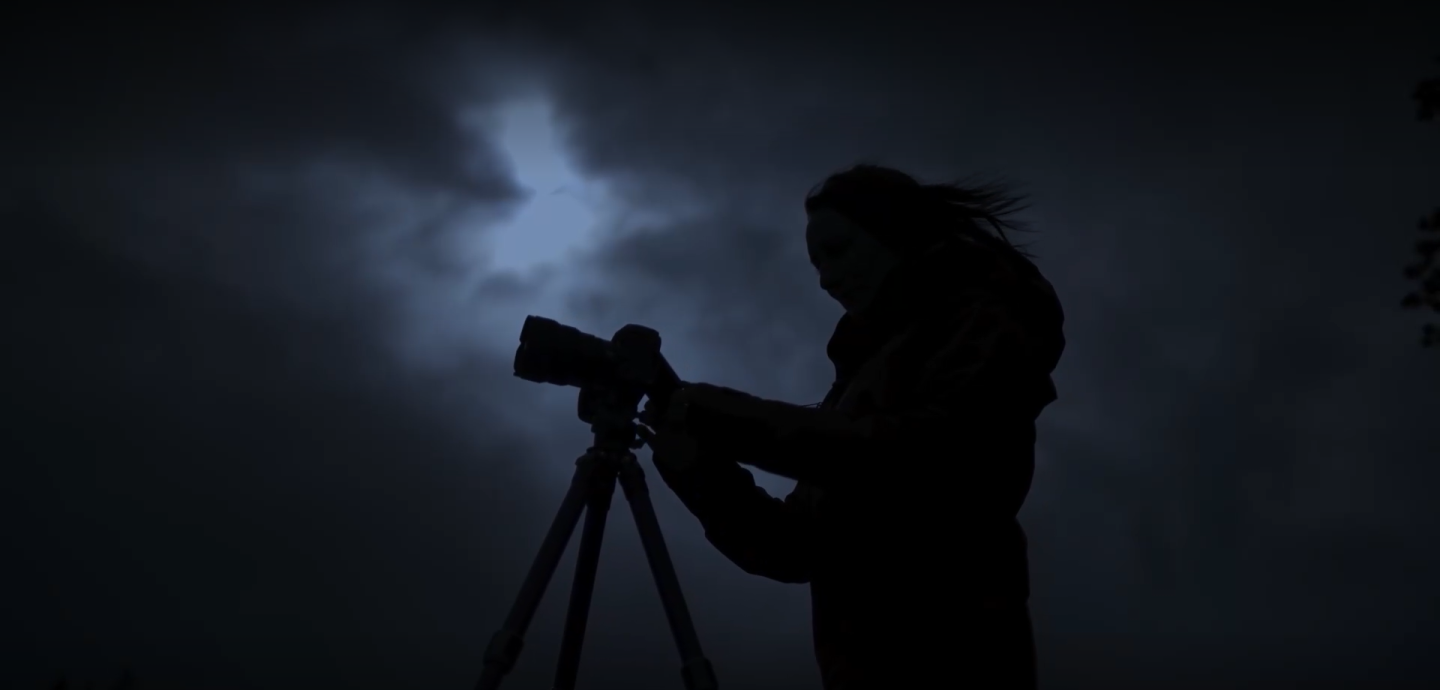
(1417, 69), (1440, 121)
(1403, 58), (1440, 347)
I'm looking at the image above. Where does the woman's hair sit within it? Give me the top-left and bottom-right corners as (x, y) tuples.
(803, 164), (1033, 259)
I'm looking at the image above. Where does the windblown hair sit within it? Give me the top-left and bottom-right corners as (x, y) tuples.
(803, 164), (1034, 260)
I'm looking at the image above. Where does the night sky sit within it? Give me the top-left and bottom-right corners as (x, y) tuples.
(6, 3), (1439, 688)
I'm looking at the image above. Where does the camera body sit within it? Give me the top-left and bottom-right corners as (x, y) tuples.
(512, 315), (682, 425)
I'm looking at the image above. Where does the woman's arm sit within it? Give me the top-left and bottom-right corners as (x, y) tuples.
(674, 293), (1058, 508)
(648, 417), (817, 584)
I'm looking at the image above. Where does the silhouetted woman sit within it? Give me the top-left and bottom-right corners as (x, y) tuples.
(644, 164), (1065, 690)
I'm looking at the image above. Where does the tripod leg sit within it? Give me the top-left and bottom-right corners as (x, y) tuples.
(551, 463), (618, 690)
(615, 453), (719, 690)
(475, 453), (599, 690)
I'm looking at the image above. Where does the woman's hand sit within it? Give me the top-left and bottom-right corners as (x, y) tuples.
(638, 387), (703, 475)
(641, 383), (870, 484)
(640, 383), (769, 474)
(639, 384), (792, 469)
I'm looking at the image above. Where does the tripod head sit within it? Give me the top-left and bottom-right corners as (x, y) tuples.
(511, 316), (683, 453)
(575, 377), (648, 455)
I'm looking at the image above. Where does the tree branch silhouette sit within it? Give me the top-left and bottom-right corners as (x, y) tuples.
(1403, 58), (1440, 347)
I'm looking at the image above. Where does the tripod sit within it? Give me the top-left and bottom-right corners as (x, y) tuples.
(475, 397), (718, 690)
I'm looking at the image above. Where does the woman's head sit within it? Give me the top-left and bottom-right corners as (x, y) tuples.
(803, 164), (1031, 315)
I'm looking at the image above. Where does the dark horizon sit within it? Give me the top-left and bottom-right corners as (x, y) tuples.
(5, 3), (1439, 688)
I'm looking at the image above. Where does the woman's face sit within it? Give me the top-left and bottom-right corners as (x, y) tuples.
(805, 207), (901, 316)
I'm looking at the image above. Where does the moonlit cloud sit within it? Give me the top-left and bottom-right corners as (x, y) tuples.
(490, 98), (602, 274)
(441, 96), (623, 347)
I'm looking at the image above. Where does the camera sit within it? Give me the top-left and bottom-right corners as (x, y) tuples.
(512, 315), (682, 423)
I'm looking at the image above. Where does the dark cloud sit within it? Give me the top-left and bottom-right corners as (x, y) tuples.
(0, 204), (555, 689)
(6, 2), (1440, 689)
(3, 7), (552, 690)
